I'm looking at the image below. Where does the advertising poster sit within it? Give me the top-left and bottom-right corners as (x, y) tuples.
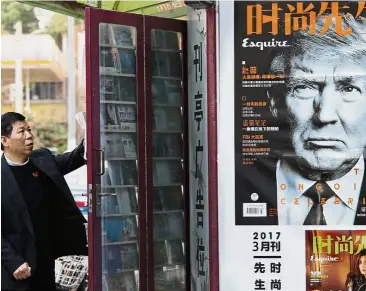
(219, 1), (366, 291)
(234, 1), (366, 226)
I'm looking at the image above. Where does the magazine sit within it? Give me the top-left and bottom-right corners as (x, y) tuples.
(153, 186), (183, 211)
(153, 160), (183, 186)
(306, 230), (366, 291)
(109, 24), (134, 47)
(103, 216), (137, 243)
(103, 245), (122, 275)
(166, 239), (185, 265)
(151, 29), (180, 50)
(116, 188), (138, 214)
(153, 134), (182, 158)
(100, 47), (119, 74)
(153, 107), (182, 132)
(104, 272), (137, 291)
(100, 76), (136, 102)
(120, 244), (139, 270)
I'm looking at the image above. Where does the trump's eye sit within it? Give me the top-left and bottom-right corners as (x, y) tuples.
(292, 85), (318, 99)
(340, 85), (362, 102)
(340, 85), (361, 93)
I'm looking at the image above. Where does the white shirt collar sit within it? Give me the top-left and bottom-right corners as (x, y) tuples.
(277, 155), (364, 212)
(4, 154), (30, 166)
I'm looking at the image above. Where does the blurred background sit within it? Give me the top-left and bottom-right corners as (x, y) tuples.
(1, 1), (88, 215)
(1, 1), (86, 153)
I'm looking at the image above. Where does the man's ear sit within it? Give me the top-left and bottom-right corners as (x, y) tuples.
(267, 90), (278, 118)
(1, 136), (9, 149)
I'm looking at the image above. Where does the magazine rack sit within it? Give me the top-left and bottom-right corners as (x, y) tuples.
(85, 8), (188, 291)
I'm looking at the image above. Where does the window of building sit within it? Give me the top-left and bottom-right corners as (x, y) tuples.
(28, 82), (63, 101)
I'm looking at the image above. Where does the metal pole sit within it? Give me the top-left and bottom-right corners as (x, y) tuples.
(14, 21), (23, 114)
(67, 16), (76, 151)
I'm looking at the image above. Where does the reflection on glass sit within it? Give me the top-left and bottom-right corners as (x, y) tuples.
(99, 22), (139, 291)
(151, 29), (185, 291)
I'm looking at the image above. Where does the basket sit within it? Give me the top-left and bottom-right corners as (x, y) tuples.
(55, 255), (88, 291)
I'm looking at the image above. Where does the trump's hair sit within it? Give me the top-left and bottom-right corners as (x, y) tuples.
(267, 14), (366, 117)
(269, 14), (366, 75)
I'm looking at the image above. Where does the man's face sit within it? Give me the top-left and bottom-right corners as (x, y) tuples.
(2, 121), (34, 157)
(284, 54), (366, 174)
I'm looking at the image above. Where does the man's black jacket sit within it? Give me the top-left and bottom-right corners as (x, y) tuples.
(1, 142), (88, 290)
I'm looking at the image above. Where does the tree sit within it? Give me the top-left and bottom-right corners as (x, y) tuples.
(45, 13), (82, 49)
(45, 13), (68, 48)
(27, 115), (68, 154)
(1, 2), (38, 34)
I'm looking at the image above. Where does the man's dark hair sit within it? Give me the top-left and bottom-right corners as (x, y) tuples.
(1, 112), (27, 150)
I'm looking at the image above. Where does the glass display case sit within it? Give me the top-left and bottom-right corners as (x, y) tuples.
(146, 24), (188, 291)
(86, 8), (187, 291)
(99, 22), (140, 291)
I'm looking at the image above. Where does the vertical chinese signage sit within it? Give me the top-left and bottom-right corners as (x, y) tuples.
(218, 1), (366, 291)
(188, 7), (210, 291)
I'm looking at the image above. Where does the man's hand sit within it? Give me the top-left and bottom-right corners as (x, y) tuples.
(13, 262), (31, 280)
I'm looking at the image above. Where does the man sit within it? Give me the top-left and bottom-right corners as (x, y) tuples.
(237, 14), (366, 225)
(1, 112), (87, 291)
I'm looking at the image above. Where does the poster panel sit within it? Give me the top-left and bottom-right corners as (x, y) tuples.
(234, 1), (366, 226)
(219, 1), (366, 291)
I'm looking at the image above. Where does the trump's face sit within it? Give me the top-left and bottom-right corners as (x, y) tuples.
(284, 54), (366, 177)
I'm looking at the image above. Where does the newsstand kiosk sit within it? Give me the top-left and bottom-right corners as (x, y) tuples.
(83, 2), (218, 291)
(81, 1), (366, 291)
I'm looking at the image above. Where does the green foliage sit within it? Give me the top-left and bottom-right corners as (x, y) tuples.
(1, 1), (38, 34)
(45, 13), (82, 48)
(45, 12), (68, 47)
(27, 115), (67, 154)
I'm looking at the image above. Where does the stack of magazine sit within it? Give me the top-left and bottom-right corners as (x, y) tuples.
(99, 23), (136, 75)
(102, 133), (137, 159)
(150, 30), (186, 289)
(151, 29), (182, 79)
(100, 75), (136, 102)
(155, 265), (185, 291)
(151, 29), (180, 50)
(103, 216), (138, 243)
(153, 160), (183, 186)
(153, 212), (184, 240)
(101, 160), (137, 187)
(153, 107), (182, 132)
(154, 240), (185, 266)
(101, 188), (138, 216)
(153, 186), (184, 211)
(153, 134), (182, 158)
(101, 104), (137, 131)
(152, 79), (182, 106)
(104, 272), (138, 291)
(102, 243), (138, 271)
(99, 46), (136, 75)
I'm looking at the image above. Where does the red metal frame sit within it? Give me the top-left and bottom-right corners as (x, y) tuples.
(85, 9), (95, 291)
(85, 8), (146, 291)
(144, 16), (189, 291)
(206, 7), (219, 291)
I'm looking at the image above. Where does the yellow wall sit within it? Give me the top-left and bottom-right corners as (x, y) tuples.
(1, 103), (67, 122)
